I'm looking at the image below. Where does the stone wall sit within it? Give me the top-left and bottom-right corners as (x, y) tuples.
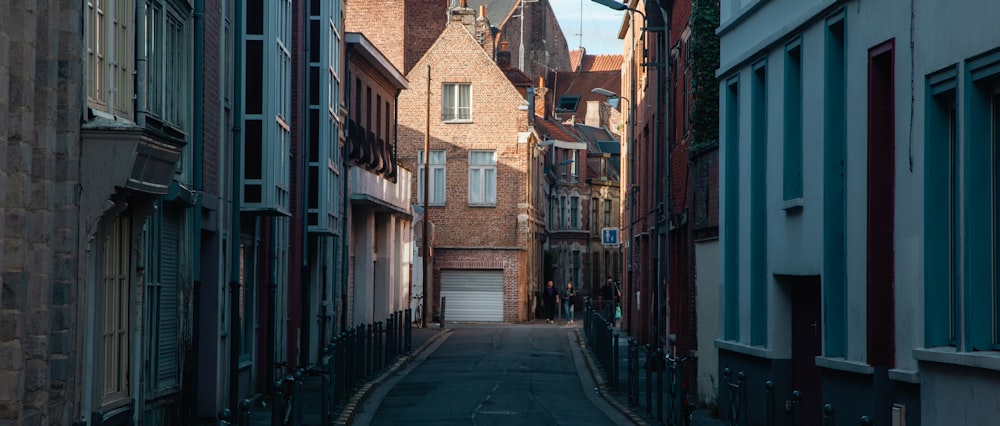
(0, 0), (83, 423)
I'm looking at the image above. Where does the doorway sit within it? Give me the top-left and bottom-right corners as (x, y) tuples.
(788, 275), (822, 423)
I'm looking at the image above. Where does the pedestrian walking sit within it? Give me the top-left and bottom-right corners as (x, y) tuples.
(562, 282), (576, 324)
(542, 280), (559, 324)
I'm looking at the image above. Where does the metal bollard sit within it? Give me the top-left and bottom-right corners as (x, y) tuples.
(791, 390), (801, 426)
(656, 348), (664, 423)
(765, 380), (775, 426)
(645, 345), (653, 415)
(823, 404), (836, 426)
(612, 331), (620, 390)
(238, 398), (252, 426)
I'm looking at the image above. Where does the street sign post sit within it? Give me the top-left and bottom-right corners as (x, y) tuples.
(601, 227), (620, 246)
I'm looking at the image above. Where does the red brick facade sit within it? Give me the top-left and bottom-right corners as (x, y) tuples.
(345, 0), (447, 75)
(392, 20), (541, 322)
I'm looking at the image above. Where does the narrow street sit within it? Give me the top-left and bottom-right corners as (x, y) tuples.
(352, 324), (633, 425)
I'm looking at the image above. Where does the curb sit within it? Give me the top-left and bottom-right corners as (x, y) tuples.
(334, 329), (453, 425)
(574, 329), (649, 426)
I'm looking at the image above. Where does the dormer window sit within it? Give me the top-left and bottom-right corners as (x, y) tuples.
(556, 95), (581, 112)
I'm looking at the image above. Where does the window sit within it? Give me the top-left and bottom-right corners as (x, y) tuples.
(723, 75), (740, 341)
(750, 60), (768, 346)
(418, 150), (446, 205)
(604, 199), (612, 227)
(591, 198), (599, 233)
(238, 240), (256, 362)
(100, 213), (131, 408)
(442, 83), (471, 121)
(570, 150), (579, 181)
(823, 14), (847, 357)
(570, 196), (580, 229)
(142, 1), (188, 127)
(924, 65), (958, 348)
(556, 95), (581, 112)
(572, 251), (581, 290)
(784, 39), (804, 201)
(469, 151), (497, 206)
(560, 196), (567, 228)
(549, 195), (558, 230)
(87, 0), (134, 119)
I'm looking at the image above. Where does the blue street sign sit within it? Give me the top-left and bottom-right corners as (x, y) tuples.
(601, 227), (620, 246)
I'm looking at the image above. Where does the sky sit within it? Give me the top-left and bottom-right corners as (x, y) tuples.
(549, 0), (626, 55)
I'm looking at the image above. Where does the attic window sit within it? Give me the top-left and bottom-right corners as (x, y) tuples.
(556, 95), (581, 112)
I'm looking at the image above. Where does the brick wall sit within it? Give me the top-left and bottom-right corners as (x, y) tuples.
(345, 0), (446, 76)
(393, 22), (536, 323)
(0, 0), (83, 422)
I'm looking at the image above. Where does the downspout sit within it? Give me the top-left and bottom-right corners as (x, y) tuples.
(228, 0), (244, 414)
(652, 0), (669, 351)
(341, 45), (353, 333)
(191, 0), (205, 415)
(300, 0), (312, 368)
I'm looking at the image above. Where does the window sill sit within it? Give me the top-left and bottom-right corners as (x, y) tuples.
(468, 204), (496, 208)
(888, 368), (920, 384)
(913, 346), (1000, 372)
(715, 339), (776, 359)
(782, 197), (804, 212)
(442, 119), (473, 124)
(815, 356), (874, 375)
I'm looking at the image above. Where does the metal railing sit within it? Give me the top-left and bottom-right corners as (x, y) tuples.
(715, 370), (874, 426)
(582, 301), (696, 425)
(228, 309), (413, 425)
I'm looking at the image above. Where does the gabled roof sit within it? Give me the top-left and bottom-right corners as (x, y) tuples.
(549, 52), (622, 125)
(503, 67), (533, 87)
(569, 49), (585, 71)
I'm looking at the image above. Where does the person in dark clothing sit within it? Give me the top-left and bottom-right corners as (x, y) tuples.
(542, 280), (559, 324)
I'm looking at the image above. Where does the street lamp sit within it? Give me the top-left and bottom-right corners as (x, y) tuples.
(590, 0), (627, 12)
(591, 0), (666, 350)
(592, 84), (635, 335)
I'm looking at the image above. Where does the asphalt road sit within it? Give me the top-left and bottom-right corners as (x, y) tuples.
(353, 324), (633, 425)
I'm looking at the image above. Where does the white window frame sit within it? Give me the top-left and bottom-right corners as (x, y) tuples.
(442, 83), (472, 122)
(87, 0), (135, 120)
(99, 213), (131, 409)
(418, 150), (447, 206)
(142, 0), (188, 128)
(468, 150), (497, 206)
(570, 150), (579, 181)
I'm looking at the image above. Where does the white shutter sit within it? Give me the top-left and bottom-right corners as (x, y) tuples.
(440, 270), (503, 322)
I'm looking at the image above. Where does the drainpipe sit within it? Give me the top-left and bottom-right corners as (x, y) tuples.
(341, 47), (353, 333)
(300, 0), (312, 368)
(191, 0), (205, 415)
(228, 0), (244, 415)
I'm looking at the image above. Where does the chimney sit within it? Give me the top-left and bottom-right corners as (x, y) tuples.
(534, 76), (549, 118)
(496, 41), (511, 69)
(450, 0), (477, 35)
(475, 4), (490, 47)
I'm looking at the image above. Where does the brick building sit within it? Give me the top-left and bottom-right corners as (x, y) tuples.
(598, 0), (719, 406)
(388, 5), (545, 323)
(536, 51), (624, 304)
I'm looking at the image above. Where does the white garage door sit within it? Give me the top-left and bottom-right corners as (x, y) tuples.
(440, 270), (504, 322)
